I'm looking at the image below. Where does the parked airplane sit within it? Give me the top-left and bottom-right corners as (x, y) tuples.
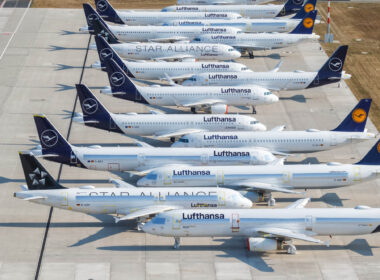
(182, 45), (351, 87)
(192, 10), (319, 58)
(142, 199), (380, 254)
(101, 59), (278, 114)
(82, 4), (241, 43)
(93, 0), (242, 26)
(31, 114), (277, 172)
(15, 153), (252, 225)
(138, 138), (380, 206)
(163, 0), (304, 18)
(172, 99), (375, 150)
(74, 84), (266, 142)
(164, 0), (317, 33)
(92, 36), (251, 82)
(177, 0), (273, 4)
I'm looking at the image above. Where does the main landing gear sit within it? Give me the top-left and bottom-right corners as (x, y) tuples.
(267, 193), (276, 206)
(137, 217), (146, 231)
(286, 242), (297, 255)
(248, 51), (254, 59)
(252, 106), (257, 114)
(170, 137), (176, 143)
(191, 107), (197, 114)
(173, 237), (181, 249)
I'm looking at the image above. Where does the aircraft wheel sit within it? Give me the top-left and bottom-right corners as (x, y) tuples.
(287, 244), (297, 255)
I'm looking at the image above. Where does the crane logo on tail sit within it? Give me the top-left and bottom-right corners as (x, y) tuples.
(328, 57), (343, 72)
(352, 108), (367, 123)
(82, 98), (99, 115)
(304, 3), (314, 13)
(303, 17), (314, 28)
(96, 0), (108, 12)
(377, 142), (380, 154)
(41, 129), (58, 147)
(87, 13), (98, 24)
(110, 72), (125, 86)
(100, 48), (113, 61)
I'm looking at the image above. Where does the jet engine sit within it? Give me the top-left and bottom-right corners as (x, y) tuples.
(207, 104), (228, 114)
(247, 238), (282, 252)
(239, 191), (264, 203)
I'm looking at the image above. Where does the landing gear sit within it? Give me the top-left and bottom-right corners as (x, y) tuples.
(170, 137), (175, 143)
(173, 237), (181, 249)
(287, 243), (297, 255)
(248, 51), (254, 59)
(252, 106), (257, 114)
(267, 193), (276, 206)
(137, 217), (146, 231)
(191, 107), (196, 114)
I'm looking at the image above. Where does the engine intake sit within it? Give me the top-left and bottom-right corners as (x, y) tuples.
(207, 104), (228, 114)
(247, 238), (282, 252)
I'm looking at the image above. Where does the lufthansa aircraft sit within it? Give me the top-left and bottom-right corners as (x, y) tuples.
(172, 99), (375, 150)
(182, 45), (351, 88)
(82, 4), (241, 43)
(164, 0), (317, 34)
(31, 115), (277, 172)
(92, 36), (251, 82)
(142, 199), (380, 254)
(92, 0), (242, 26)
(15, 153), (252, 225)
(177, 0), (273, 4)
(101, 59), (278, 114)
(138, 139), (380, 206)
(163, 0), (304, 18)
(74, 84), (266, 141)
(192, 10), (320, 58)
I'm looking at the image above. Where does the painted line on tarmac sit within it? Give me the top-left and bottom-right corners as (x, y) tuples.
(34, 34), (93, 280)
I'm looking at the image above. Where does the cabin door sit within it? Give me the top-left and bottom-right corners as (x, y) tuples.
(231, 213), (240, 232)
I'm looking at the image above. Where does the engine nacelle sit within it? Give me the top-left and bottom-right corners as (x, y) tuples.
(247, 238), (282, 252)
(208, 104), (228, 114)
(239, 191), (264, 203)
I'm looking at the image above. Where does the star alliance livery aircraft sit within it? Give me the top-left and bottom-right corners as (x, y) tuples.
(142, 198), (380, 254)
(74, 84), (266, 139)
(101, 59), (278, 114)
(138, 138), (380, 206)
(192, 10), (320, 57)
(30, 115), (277, 173)
(177, 0), (273, 4)
(172, 99), (375, 150)
(93, 0), (242, 26)
(15, 153), (252, 225)
(164, 0), (317, 34)
(163, 0), (304, 18)
(92, 36), (251, 82)
(182, 45), (351, 88)
(82, 4), (241, 43)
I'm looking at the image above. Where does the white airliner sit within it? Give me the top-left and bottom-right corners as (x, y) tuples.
(142, 199), (380, 254)
(182, 45), (351, 87)
(163, 0), (304, 18)
(92, 35), (251, 82)
(191, 10), (319, 58)
(101, 59), (278, 114)
(90, 1), (242, 26)
(164, 0), (317, 33)
(74, 85), (266, 142)
(15, 153), (252, 225)
(177, 0), (273, 4)
(82, 4), (241, 43)
(32, 114), (277, 172)
(138, 138), (380, 206)
(172, 99), (375, 150)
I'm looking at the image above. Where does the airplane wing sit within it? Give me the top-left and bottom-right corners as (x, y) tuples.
(114, 205), (177, 223)
(269, 60), (282, 73)
(154, 128), (206, 139)
(23, 196), (47, 201)
(133, 140), (154, 148)
(109, 178), (136, 188)
(181, 99), (225, 107)
(254, 227), (325, 244)
(153, 54), (195, 62)
(149, 37), (190, 43)
(285, 198), (310, 209)
(235, 181), (303, 194)
(271, 125), (286, 132)
(166, 74), (193, 83)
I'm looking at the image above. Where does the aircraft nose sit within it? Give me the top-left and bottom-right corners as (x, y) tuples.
(232, 50), (241, 59)
(255, 123), (267, 131)
(141, 221), (153, 233)
(268, 94), (279, 104)
(242, 197), (253, 208)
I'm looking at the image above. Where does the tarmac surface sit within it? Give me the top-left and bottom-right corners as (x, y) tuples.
(0, 7), (379, 280)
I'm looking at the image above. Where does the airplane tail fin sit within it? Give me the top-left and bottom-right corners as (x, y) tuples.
(289, 10), (317, 34)
(103, 59), (149, 104)
(276, 0), (304, 17)
(332, 99), (372, 132)
(19, 152), (66, 190)
(95, 0), (124, 24)
(92, 17), (120, 44)
(76, 84), (122, 134)
(82, 3), (108, 35)
(94, 35), (134, 77)
(292, 0), (317, 19)
(356, 139), (380, 165)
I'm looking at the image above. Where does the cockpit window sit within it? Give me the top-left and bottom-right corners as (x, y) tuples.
(179, 138), (189, 143)
(146, 173), (158, 180)
(152, 217), (166, 224)
(241, 67), (248, 71)
(193, 38), (201, 42)
(228, 48), (235, 52)
(264, 92), (272, 95)
(188, 77), (196, 81)
(250, 121), (258, 124)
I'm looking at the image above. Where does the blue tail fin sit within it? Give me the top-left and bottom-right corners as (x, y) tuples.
(307, 45), (348, 88)
(83, 3), (104, 34)
(103, 59), (149, 104)
(92, 18), (120, 44)
(94, 35), (135, 77)
(333, 99), (372, 132)
(356, 139), (380, 165)
(76, 84), (123, 134)
(19, 152), (66, 190)
(292, 0), (317, 19)
(289, 10), (317, 34)
(33, 114), (84, 168)
(95, 0), (124, 24)
(276, 0), (304, 17)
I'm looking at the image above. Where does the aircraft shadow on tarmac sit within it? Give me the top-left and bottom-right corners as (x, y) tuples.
(48, 45), (88, 52)
(55, 84), (105, 92)
(55, 64), (92, 71)
(60, 30), (86, 36)
(279, 95), (310, 103)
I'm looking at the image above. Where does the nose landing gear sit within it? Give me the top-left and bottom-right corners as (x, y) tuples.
(173, 237), (181, 249)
